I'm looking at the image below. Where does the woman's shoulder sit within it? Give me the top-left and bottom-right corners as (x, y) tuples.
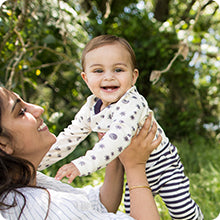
(36, 172), (78, 192)
(36, 172), (100, 196)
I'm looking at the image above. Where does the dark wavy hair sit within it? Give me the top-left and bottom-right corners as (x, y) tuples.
(0, 87), (50, 219)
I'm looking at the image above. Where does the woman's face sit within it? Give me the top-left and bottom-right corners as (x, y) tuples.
(0, 88), (56, 168)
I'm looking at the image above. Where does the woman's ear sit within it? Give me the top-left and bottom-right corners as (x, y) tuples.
(0, 136), (13, 155)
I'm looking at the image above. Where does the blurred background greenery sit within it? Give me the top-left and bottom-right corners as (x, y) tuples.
(0, 0), (220, 219)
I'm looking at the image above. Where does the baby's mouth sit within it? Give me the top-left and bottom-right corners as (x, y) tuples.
(101, 86), (119, 91)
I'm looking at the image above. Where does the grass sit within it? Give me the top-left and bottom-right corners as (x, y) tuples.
(43, 137), (220, 219)
(176, 138), (220, 220)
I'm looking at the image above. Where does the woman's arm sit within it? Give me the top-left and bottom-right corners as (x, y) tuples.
(99, 157), (124, 213)
(99, 114), (161, 217)
(119, 114), (161, 220)
(97, 131), (124, 213)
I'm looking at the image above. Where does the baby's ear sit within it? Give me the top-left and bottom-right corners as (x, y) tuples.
(0, 136), (13, 155)
(132, 69), (139, 85)
(81, 72), (88, 83)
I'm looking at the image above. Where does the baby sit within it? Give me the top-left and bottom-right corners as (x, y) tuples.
(39, 35), (203, 219)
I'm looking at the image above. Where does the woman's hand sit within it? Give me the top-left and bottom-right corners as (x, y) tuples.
(118, 114), (161, 220)
(119, 113), (161, 171)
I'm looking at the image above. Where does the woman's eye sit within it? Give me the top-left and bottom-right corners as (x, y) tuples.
(19, 108), (27, 116)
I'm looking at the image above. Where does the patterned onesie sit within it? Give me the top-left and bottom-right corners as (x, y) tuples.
(39, 86), (203, 220)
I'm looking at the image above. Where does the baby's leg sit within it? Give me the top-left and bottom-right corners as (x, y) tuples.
(158, 175), (203, 220)
(124, 143), (203, 220)
(153, 144), (203, 220)
(124, 183), (131, 213)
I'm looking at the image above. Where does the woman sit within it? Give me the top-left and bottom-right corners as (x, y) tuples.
(0, 87), (161, 220)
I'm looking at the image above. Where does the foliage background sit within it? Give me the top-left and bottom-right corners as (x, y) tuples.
(0, 0), (220, 219)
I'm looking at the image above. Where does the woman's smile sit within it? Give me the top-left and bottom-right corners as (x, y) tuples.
(37, 122), (48, 132)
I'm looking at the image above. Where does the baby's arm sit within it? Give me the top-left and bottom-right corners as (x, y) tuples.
(38, 102), (91, 170)
(72, 92), (149, 177)
(54, 118), (133, 183)
(55, 132), (107, 183)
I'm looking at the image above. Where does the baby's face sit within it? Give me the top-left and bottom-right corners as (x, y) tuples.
(81, 43), (139, 109)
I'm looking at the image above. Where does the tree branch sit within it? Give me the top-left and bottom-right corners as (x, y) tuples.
(0, 0), (28, 51)
(104, 0), (113, 19)
(26, 46), (76, 62)
(5, 50), (25, 90)
(150, 1), (202, 84)
(181, 0), (196, 21)
(22, 60), (70, 73)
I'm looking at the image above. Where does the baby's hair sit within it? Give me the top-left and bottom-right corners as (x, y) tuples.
(81, 35), (137, 71)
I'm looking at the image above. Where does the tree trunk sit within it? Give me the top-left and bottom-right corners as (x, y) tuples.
(154, 0), (170, 22)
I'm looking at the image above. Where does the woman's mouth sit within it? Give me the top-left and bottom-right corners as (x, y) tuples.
(37, 122), (48, 131)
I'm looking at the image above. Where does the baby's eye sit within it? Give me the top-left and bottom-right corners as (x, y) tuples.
(94, 69), (103, 73)
(115, 68), (123, 73)
(19, 108), (27, 116)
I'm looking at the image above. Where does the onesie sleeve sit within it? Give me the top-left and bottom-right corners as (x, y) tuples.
(38, 98), (93, 170)
(72, 87), (150, 176)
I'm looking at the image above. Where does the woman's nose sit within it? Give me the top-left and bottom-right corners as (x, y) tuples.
(27, 103), (44, 118)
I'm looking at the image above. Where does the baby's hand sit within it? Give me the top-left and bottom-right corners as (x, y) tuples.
(97, 132), (105, 140)
(55, 162), (80, 183)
